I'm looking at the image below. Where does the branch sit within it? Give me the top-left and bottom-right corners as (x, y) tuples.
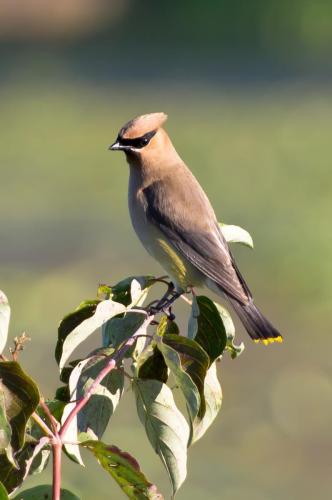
(52, 439), (62, 500)
(10, 332), (31, 361)
(39, 398), (60, 436)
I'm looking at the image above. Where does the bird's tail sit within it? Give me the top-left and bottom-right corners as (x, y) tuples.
(229, 298), (283, 345)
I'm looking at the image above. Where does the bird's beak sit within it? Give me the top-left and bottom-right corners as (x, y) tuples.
(108, 141), (122, 151)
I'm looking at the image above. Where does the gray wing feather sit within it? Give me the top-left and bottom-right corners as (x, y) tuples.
(143, 175), (250, 304)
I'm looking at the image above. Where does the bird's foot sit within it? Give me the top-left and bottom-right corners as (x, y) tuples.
(164, 306), (175, 321)
(147, 289), (181, 317)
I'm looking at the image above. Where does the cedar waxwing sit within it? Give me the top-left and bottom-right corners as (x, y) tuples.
(109, 113), (282, 344)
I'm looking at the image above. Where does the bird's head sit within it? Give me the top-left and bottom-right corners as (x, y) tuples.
(109, 112), (171, 163)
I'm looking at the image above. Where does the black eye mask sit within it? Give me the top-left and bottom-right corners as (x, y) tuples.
(118, 129), (157, 149)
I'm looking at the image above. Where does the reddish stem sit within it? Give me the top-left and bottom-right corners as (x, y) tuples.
(52, 439), (62, 500)
(40, 398), (59, 436)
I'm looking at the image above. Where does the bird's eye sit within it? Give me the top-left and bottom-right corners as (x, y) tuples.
(141, 137), (149, 146)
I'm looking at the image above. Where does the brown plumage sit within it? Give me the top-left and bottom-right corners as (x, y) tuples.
(109, 113), (282, 344)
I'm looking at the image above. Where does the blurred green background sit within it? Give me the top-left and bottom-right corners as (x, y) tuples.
(1, 1), (332, 499)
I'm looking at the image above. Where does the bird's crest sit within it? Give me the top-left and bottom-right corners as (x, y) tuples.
(119, 112), (168, 139)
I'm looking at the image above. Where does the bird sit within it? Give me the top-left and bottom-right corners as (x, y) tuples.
(109, 112), (282, 345)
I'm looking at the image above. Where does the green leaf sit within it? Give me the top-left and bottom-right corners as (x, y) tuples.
(61, 351), (124, 465)
(213, 302), (235, 337)
(82, 441), (163, 499)
(55, 385), (70, 402)
(187, 295), (199, 340)
(0, 481), (8, 500)
(56, 300), (100, 365)
(157, 316), (179, 336)
(57, 299), (126, 372)
(214, 303), (245, 359)
(59, 359), (82, 384)
(102, 279), (150, 349)
(12, 485), (80, 499)
(110, 276), (155, 306)
(0, 405), (52, 489)
(0, 391), (13, 464)
(134, 379), (189, 497)
(0, 291), (10, 355)
(129, 279), (150, 307)
(0, 451), (24, 493)
(137, 348), (168, 384)
(136, 316), (179, 383)
(102, 313), (145, 349)
(219, 222), (254, 248)
(191, 362), (222, 444)
(194, 296), (227, 363)
(0, 362), (39, 451)
(158, 335), (209, 426)
(0, 440), (48, 494)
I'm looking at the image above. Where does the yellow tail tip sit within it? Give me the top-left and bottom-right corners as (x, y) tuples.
(254, 336), (283, 345)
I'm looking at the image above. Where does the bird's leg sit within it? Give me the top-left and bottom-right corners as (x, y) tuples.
(166, 307), (176, 321)
(159, 289), (182, 311)
(154, 281), (175, 310)
(179, 285), (196, 306)
(146, 281), (174, 310)
(148, 283), (182, 316)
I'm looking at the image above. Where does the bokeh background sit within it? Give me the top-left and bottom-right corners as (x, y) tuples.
(1, 1), (332, 499)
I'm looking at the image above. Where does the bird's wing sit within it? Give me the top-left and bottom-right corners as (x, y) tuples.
(143, 174), (250, 304)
